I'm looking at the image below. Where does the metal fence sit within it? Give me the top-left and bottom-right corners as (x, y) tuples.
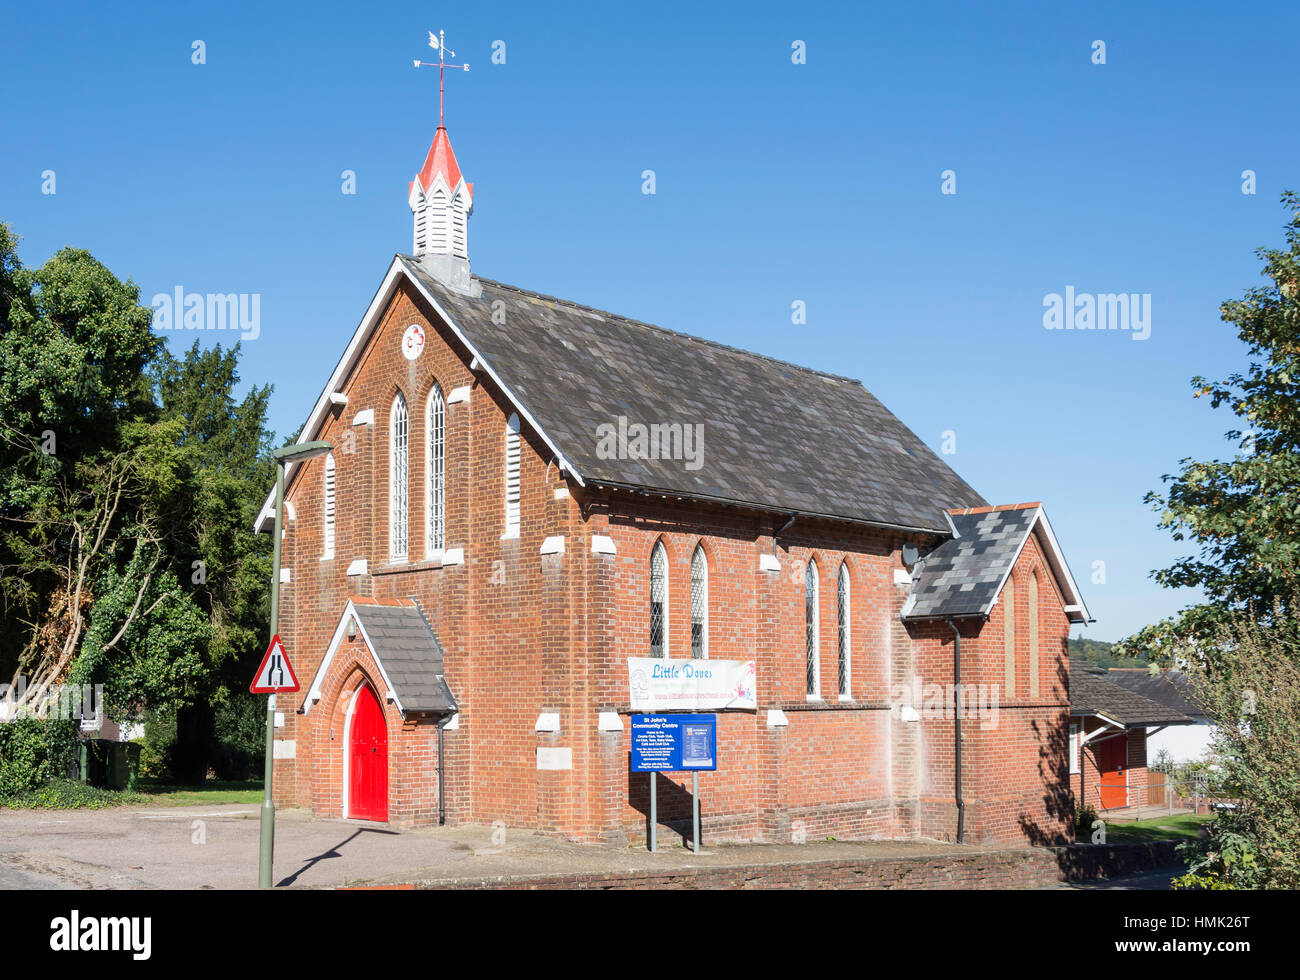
(1092, 771), (1230, 819)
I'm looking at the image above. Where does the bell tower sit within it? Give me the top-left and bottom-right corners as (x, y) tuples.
(410, 30), (478, 295)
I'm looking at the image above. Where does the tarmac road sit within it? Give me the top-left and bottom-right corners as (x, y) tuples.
(0, 804), (472, 889)
(0, 803), (1183, 890)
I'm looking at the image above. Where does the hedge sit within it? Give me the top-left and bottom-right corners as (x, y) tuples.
(0, 717), (78, 797)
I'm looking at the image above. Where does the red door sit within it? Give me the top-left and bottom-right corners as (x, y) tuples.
(348, 685), (388, 821)
(1097, 735), (1128, 810)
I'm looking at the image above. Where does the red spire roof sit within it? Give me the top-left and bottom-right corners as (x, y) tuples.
(414, 126), (466, 195)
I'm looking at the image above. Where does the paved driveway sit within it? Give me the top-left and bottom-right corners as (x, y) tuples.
(0, 804), (1184, 890)
(0, 805), (473, 889)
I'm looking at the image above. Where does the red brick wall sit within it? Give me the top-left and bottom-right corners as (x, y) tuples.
(270, 273), (1078, 845)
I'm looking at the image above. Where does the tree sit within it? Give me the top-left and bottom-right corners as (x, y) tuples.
(0, 224), (164, 711)
(1, 224), (276, 783)
(1173, 599), (1300, 889)
(1119, 192), (1300, 661)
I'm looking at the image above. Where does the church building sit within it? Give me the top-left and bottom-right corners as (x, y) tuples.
(257, 103), (1092, 846)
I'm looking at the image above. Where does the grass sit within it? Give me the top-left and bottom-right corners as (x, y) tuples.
(1, 777), (150, 810)
(1, 778), (264, 810)
(136, 779), (263, 806)
(1106, 812), (1214, 843)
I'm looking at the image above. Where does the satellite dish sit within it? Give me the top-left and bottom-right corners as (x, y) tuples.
(901, 543), (920, 567)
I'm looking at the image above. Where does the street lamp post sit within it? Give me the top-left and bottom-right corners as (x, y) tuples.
(259, 439), (332, 889)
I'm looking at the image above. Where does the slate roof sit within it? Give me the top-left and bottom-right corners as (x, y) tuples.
(901, 505), (1040, 620)
(1105, 669), (1205, 720)
(1068, 661), (1194, 728)
(352, 601), (457, 714)
(403, 257), (987, 533)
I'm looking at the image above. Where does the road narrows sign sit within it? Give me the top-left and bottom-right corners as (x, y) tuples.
(251, 634), (300, 694)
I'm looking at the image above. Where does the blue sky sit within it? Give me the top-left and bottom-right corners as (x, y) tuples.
(3, 1), (1296, 641)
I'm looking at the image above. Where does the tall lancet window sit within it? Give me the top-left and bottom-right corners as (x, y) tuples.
(504, 413), (521, 538)
(1003, 575), (1016, 696)
(650, 541), (668, 658)
(1029, 570), (1041, 698)
(837, 562), (850, 698)
(389, 392), (409, 560)
(426, 384), (446, 555)
(805, 559), (821, 698)
(322, 453), (336, 560)
(690, 546), (708, 659)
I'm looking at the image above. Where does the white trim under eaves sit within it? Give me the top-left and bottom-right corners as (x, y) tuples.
(254, 256), (585, 533)
(1032, 509), (1091, 624)
(1080, 715), (1125, 740)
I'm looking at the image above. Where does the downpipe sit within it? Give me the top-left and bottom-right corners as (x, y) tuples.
(946, 618), (967, 842)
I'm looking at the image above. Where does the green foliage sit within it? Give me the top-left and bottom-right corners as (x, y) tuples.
(0, 717), (77, 796)
(0, 776), (148, 810)
(1172, 599), (1300, 889)
(136, 710), (178, 781)
(1119, 193), (1300, 663)
(1074, 802), (1099, 839)
(71, 559), (210, 719)
(1171, 869), (1237, 890)
(1069, 636), (1148, 669)
(1, 224), (277, 778)
(213, 694), (266, 780)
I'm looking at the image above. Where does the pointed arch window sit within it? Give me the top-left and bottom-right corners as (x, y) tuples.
(1029, 570), (1040, 698)
(690, 546), (708, 659)
(837, 562), (850, 698)
(1003, 575), (1016, 697)
(650, 541), (668, 658)
(504, 413), (521, 538)
(426, 384), (446, 555)
(389, 392), (409, 559)
(805, 559), (821, 698)
(322, 453), (336, 559)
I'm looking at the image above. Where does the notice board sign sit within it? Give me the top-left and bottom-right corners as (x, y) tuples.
(630, 714), (717, 772)
(627, 658), (756, 711)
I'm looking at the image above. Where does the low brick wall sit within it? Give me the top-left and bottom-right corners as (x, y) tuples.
(1047, 841), (1182, 882)
(408, 842), (1183, 890)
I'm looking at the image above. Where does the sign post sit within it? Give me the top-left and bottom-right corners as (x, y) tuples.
(630, 714), (717, 854)
(255, 440), (330, 888)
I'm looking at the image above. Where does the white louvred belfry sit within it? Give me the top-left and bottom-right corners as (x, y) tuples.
(409, 30), (480, 295)
(408, 126), (477, 294)
(409, 127), (471, 259)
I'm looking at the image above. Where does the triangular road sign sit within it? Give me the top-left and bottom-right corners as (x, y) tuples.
(251, 634), (300, 693)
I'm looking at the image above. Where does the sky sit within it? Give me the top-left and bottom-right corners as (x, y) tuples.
(2, 1), (1297, 642)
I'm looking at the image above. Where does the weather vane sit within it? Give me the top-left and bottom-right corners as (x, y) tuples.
(414, 30), (470, 129)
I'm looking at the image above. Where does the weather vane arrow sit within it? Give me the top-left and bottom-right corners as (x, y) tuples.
(414, 29), (470, 128)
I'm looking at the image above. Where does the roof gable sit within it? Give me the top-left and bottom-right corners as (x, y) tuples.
(258, 256), (987, 533)
(1069, 661), (1194, 727)
(301, 598), (457, 716)
(901, 503), (1090, 623)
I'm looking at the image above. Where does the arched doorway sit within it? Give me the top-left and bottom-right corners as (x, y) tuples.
(347, 684), (388, 821)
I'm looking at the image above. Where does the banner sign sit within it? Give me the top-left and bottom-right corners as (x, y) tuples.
(627, 658), (756, 711)
(630, 714), (717, 772)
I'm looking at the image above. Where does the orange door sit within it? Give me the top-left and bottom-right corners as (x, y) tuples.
(348, 685), (388, 821)
(1097, 735), (1128, 809)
